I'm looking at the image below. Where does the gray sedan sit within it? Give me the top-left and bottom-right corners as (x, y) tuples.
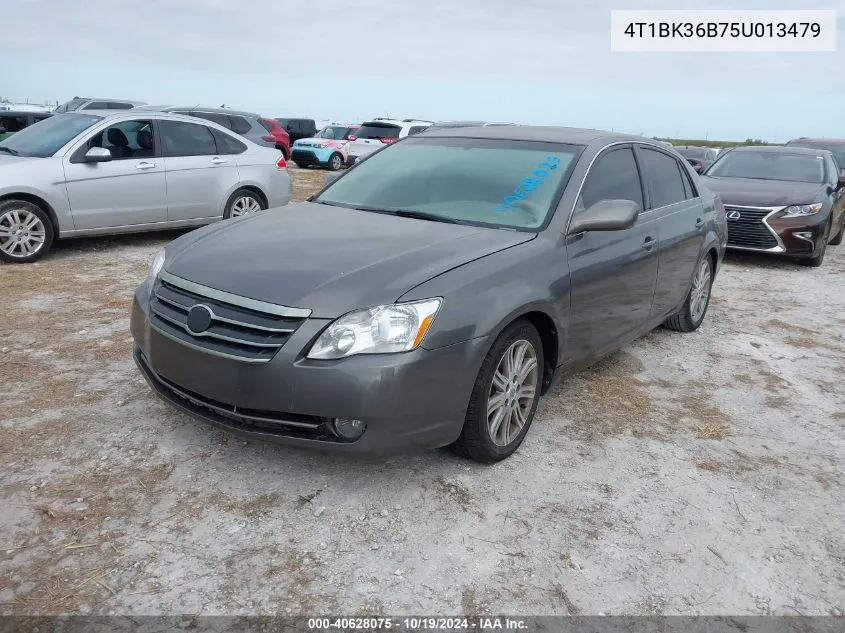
(131, 126), (726, 463)
(0, 110), (291, 263)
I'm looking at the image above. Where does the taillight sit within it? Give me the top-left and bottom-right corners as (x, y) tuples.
(276, 155), (287, 169)
(380, 137), (397, 144)
(348, 135), (357, 141)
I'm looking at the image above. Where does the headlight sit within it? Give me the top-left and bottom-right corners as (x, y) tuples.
(307, 298), (442, 359)
(145, 248), (165, 294)
(314, 142), (328, 148)
(782, 203), (823, 218)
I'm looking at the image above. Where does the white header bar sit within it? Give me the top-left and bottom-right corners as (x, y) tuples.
(610, 10), (837, 52)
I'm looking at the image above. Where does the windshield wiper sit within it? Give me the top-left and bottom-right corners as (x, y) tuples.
(0, 147), (19, 155)
(390, 209), (460, 224)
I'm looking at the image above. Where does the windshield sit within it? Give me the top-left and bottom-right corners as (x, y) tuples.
(315, 126), (350, 140)
(56, 98), (87, 113)
(787, 142), (845, 168)
(315, 137), (581, 230)
(355, 123), (401, 139)
(676, 148), (707, 159)
(705, 150), (826, 184)
(0, 113), (101, 157)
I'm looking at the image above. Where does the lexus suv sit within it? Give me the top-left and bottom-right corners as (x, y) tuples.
(132, 125), (725, 462)
(701, 145), (845, 267)
(346, 118), (432, 165)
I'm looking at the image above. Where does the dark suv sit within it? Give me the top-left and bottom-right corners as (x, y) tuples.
(137, 106), (291, 159)
(701, 145), (845, 267)
(275, 118), (317, 144)
(132, 126), (726, 462)
(0, 111), (53, 141)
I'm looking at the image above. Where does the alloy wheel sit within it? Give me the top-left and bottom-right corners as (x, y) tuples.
(689, 259), (712, 323)
(487, 339), (538, 447)
(0, 208), (47, 258)
(229, 196), (262, 217)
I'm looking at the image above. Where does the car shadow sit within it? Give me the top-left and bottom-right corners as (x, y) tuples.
(48, 229), (194, 260)
(722, 250), (806, 271)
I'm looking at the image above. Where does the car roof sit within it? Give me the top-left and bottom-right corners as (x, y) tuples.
(136, 105), (260, 118)
(363, 118), (433, 125)
(416, 124), (663, 146)
(75, 98), (146, 105)
(729, 145), (833, 155)
(0, 110), (53, 116)
(786, 137), (845, 145)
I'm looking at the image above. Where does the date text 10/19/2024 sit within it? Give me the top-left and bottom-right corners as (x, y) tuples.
(307, 617), (529, 630)
(496, 155), (561, 213)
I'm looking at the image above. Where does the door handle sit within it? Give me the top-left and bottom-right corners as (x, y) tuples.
(641, 236), (656, 251)
(211, 157), (228, 165)
(695, 218), (705, 228)
(135, 161), (156, 170)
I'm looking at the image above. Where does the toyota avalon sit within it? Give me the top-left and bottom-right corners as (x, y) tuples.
(132, 126), (726, 462)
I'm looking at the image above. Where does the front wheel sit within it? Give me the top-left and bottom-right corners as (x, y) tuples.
(664, 256), (713, 332)
(223, 189), (266, 219)
(0, 200), (54, 263)
(451, 319), (544, 463)
(828, 218), (843, 246)
(800, 222), (829, 267)
(327, 153), (343, 171)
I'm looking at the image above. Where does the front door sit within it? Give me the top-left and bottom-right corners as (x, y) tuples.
(63, 118), (167, 230)
(564, 145), (659, 363)
(157, 119), (241, 221)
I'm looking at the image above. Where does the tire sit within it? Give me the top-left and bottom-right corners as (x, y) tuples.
(451, 319), (544, 463)
(280, 147), (289, 161)
(327, 152), (343, 171)
(664, 255), (713, 332)
(294, 162), (307, 169)
(800, 221), (830, 267)
(829, 219), (844, 246)
(223, 189), (266, 220)
(0, 199), (54, 263)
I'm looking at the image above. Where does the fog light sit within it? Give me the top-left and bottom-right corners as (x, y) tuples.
(332, 418), (366, 440)
(793, 231), (814, 243)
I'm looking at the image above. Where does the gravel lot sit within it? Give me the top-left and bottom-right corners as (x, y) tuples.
(2, 167), (844, 616)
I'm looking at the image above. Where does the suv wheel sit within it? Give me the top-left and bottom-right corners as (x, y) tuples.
(0, 200), (54, 263)
(664, 256), (713, 332)
(801, 221), (830, 267)
(224, 190), (265, 219)
(327, 153), (343, 171)
(451, 319), (543, 463)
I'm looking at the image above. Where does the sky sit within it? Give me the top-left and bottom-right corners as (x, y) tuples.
(4, 0), (844, 142)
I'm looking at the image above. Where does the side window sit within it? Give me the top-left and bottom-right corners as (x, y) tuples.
(87, 119), (155, 160)
(639, 147), (688, 209)
(229, 116), (252, 134)
(186, 112), (231, 129)
(108, 102), (134, 110)
(159, 120), (217, 157)
(84, 102), (111, 110)
(408, 126), (429, 135)
(211, 128), (247, 155)
(578, 147), (644, 214)
(0, 115), (28, 133)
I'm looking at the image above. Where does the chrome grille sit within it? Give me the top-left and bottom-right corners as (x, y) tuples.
(149, 273), (307, 363)
(724, 206), (779, 250)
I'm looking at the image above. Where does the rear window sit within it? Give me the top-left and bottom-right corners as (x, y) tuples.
(676, 148), (707, 159)
(786, 141), (845, 168)
(355, 123), (401, 139)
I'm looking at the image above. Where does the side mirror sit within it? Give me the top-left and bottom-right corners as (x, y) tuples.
(568, 199), (640, 234)
(324, 171), (343, 187)
(82, 147), (113, 163)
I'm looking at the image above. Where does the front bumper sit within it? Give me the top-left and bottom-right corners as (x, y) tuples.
(130, 287), (487, 455)
(724, 204), (828, 258)
(291, 146), (334, 166)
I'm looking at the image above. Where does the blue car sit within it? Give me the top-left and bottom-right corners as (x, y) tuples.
(291, 124), (360, 171)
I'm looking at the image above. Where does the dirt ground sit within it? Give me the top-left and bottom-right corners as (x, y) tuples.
(1, 166), (844, 616)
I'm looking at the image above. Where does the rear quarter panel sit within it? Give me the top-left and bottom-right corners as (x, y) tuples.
(235, 147), (291, 209)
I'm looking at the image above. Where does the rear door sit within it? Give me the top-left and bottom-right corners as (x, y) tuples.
(348, 122), (400, 158)
(62, 118), (167, 229)
(564, 145), (660, 362)
(158, 119), (241, 221)
(636, 145), (705, 320)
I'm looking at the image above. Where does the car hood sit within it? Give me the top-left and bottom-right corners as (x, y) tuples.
(0, 154), (43, 168)
(700, 176), (827, 207)
(164, 202), (535, 318)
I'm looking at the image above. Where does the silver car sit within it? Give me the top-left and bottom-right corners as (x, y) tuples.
(0, 110), (292, 263)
